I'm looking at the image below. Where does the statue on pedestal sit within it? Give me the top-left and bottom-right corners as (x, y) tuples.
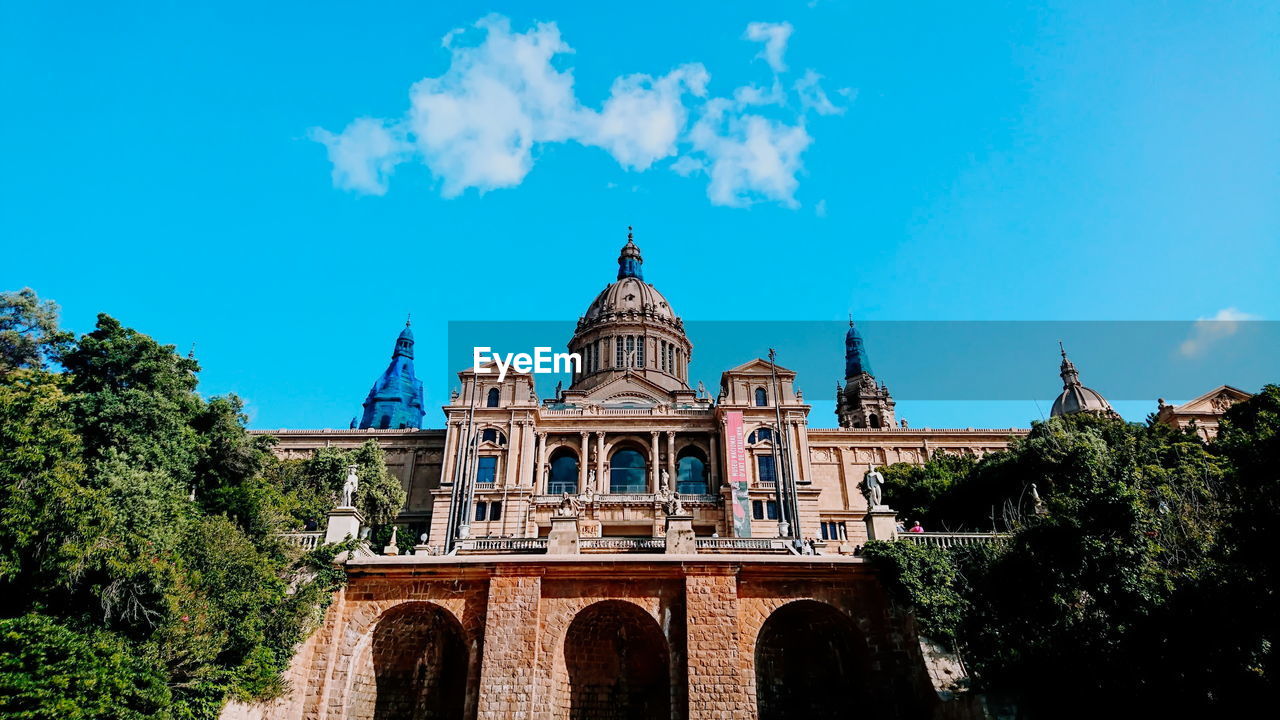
(341, 465), (359, 508)
(557, 492), (581, 518)
(862, 465), (884, 508)
(660, 468), (671, 495)
(665, 491), (685, 517)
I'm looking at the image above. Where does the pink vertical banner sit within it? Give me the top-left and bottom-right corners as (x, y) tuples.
(724, 411), (752, 537)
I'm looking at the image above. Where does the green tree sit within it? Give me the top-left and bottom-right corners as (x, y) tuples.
(0, 288), (72, 373)
(0, 305), (364, 718)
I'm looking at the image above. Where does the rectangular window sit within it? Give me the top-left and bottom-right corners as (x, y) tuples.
(756, 455), (777, 484)
(477, 456), (498, 485)
(752, 500), (764, 519)
(616, 336), (624, 367)
(637, 336), (645, 367)
(489, 500), (502, 521)
(668, 345), (674, 373)
(474, 502), (487, 522)
(765, 501), (779, 520)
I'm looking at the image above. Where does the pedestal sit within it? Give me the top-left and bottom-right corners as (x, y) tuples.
(548, 514), (580, 555)
(664, 514), (695, 554)
(324, 506), (365, 545)
(864, 505), (898, 542)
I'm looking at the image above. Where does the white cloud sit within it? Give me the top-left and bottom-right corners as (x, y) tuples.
(689, 100), (811, 208)
(1179, 307), (1261, 357)
(310, 118), (407, 195)
(815, 199), (827, 217)
(795, 70), (844, 116)
(405, 15), (583, 196)
(744, 22), (793, 73)
(588, 64), (709, 170)
(313, 15), (841, 209)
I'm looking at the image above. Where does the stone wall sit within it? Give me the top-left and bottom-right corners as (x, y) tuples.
(221, 555), (943, 720)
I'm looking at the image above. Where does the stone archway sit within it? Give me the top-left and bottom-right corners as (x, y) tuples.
(754, 600), (874, 720)
(347, 602), (469, 720)
(561, 600), (671, 720)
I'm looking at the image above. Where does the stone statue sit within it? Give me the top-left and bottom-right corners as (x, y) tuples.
(862, 465), (884, 508)
(341, 465), (359, 508)
(665, 492), (685, 516)
(1030, 482), (1046, 515)
(555, 380), (563, 398)
(900, 418), (909, 429)
(586, 468), (597, 493)
(660, 468), (671, 494)
(557, 492), (581, 517)
(696, 380), (707, 398)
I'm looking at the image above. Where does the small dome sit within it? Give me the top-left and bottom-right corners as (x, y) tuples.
(1050, 345), (1115, 417)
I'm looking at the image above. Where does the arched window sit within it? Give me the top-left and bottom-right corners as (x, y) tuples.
(480, 428), (506, 445)
(869, 414), (881, 429)
(610, 449), (647, 494)
(676, 448), (708, 494)
(748, 427), (773, 444)
(485, 388), (500, 407)
(548, 449), (579, 495)
(755, 387), (768, 407)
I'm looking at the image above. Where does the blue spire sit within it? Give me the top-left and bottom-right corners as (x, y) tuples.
(845, 317), (874, 378)
(358, 319), (425, 429)
(617, 226), (643, 280)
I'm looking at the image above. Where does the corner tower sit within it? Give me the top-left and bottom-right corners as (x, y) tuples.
(836, 318), (896, 429)
(358, 320), (426, 429)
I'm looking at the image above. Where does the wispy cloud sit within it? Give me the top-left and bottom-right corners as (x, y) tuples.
(312, 14), (845, 208)
(1179, 307), (1261, 357)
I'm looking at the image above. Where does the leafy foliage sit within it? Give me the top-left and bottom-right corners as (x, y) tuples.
(875, 408), (1272, 716)
(0, 305), (361, 718)
(861, 539), (968, 642)
(0, 288), (72, 372)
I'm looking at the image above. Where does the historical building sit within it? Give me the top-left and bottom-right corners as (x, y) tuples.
(1156, 384), (1254, 440)
(1049, 343), (1119, 419)
(227, 232), (1243, 720)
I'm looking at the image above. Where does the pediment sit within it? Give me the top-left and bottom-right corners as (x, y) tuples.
(1173, 385), (1253, 414)
(722, 358), (795, 377)
(578, 372), (676, 405)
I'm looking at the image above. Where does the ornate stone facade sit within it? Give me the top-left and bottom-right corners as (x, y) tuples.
(231, 234), (1051, 720)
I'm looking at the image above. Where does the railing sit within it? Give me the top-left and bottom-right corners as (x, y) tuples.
(531, 493), (721, 505)
(456, 538), (549, 553)
(695, 537), (792, 553)
(278, 531), (325, 551)
(540, 407), (714, 417)
(475, 482), (496, 490)
(580, 537), (667, 553)
(898, 532), (1009, 549)
(755, 481), (777, 490)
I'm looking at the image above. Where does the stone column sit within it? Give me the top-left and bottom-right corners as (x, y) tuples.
(535, 431), (547, 491)
(666, 431), (677, 490)
(477, 571), (542, 719)
(708, 432), (720, 489)
(595, 432), (606, 490)
(649, 431), (660, 492)
(579, 432), (589, 491)
(685, 568), (751, 719)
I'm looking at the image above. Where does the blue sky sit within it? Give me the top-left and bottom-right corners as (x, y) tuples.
(3, 1), (1277, 429)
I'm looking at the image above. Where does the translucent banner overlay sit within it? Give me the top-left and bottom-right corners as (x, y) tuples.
(446, 320), (1277, 425)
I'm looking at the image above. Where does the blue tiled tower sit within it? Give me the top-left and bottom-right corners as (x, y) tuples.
(358, 321), (425, 430)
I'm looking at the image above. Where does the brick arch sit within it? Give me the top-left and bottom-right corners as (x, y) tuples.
(534, 594), (685, 720)
(554, 599), (672, 720)
(327, 589), (487, 720)
(344, 601), (470, 720)
(752, 599), (876, 720)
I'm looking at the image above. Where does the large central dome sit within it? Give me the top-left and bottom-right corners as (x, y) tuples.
(565, 229), (693, 396)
